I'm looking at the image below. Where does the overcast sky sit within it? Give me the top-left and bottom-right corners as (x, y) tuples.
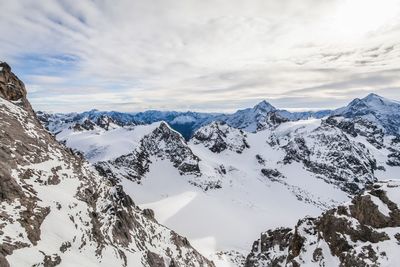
(1, 0), (400, 112)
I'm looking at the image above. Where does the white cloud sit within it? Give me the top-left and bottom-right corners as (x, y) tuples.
(0, 0), (400, 112)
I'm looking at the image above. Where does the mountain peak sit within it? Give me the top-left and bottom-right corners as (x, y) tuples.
(364, 92), (381, 99)
(253, 100), (276, 111)
(335, 93), (400, 134)
(0, 61), (11, 72)
(362, 93), (389, 103)
(342, 93), (398, 111)
(362, 93), (400, 107)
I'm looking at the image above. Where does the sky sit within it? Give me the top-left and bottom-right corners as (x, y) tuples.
(1, 0), (400, 113)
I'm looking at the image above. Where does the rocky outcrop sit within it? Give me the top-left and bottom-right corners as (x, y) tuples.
(0, 62), (31, 111)
(257, 111), (289, 131)
(326, 116), (385, 149)
(192, 121), (250, 153)
(71, 115), (118, 132)
(387, 136), (400, 166)
(0, 63), (214, 267)
(246, 181), (400, 267)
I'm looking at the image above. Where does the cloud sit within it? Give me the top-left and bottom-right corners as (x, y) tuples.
(0, 0), (400, 112)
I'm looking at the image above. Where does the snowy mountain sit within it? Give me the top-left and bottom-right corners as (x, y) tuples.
(334, 93), (400, 135)
(217, 100), (277, 132)
(44, 95), (400, 265)
(0, 62), (214, 266)
(246, 180), (400, 267)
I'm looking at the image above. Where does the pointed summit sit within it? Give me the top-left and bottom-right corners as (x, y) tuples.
(349, 93), (398, 110)
(361, 93), (399, 106)
(253, 100), (276, 112)
(364, 93), (382, 100)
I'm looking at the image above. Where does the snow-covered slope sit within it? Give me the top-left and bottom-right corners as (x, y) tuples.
(0, 62), (214, 267)
(246, 180), (400, 267)
(56, 122), (157, 163)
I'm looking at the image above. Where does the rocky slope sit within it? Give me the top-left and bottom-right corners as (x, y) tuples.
(246, 180), (400, 267)
(0, 62), (214, 267)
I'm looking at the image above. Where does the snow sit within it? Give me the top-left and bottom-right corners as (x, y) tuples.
(57, 122), (161, 162)
(122, 160), (324, 260)
(385, 181), (400, 204)
(274, 118), (322, 137)
(369, 194), (391, 217)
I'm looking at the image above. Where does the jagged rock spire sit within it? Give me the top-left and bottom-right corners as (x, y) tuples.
(0, 62), (32, 111)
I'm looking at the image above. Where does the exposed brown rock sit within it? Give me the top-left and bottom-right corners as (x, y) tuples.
(246, 181), (400, 267)
(0, 62), (32, 112)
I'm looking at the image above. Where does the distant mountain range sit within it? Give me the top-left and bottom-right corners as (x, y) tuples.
(37, 93), (400, 140)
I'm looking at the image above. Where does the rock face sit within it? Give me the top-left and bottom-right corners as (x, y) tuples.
(257, 111), (289, 131)
(326, 115), (400, 168)
(192, 121), (250, 153)
(0, 63), (214, 267)
(326, 116), (385, 149)
(269, 119), (378, 194)
(246, 180), (400, 267)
